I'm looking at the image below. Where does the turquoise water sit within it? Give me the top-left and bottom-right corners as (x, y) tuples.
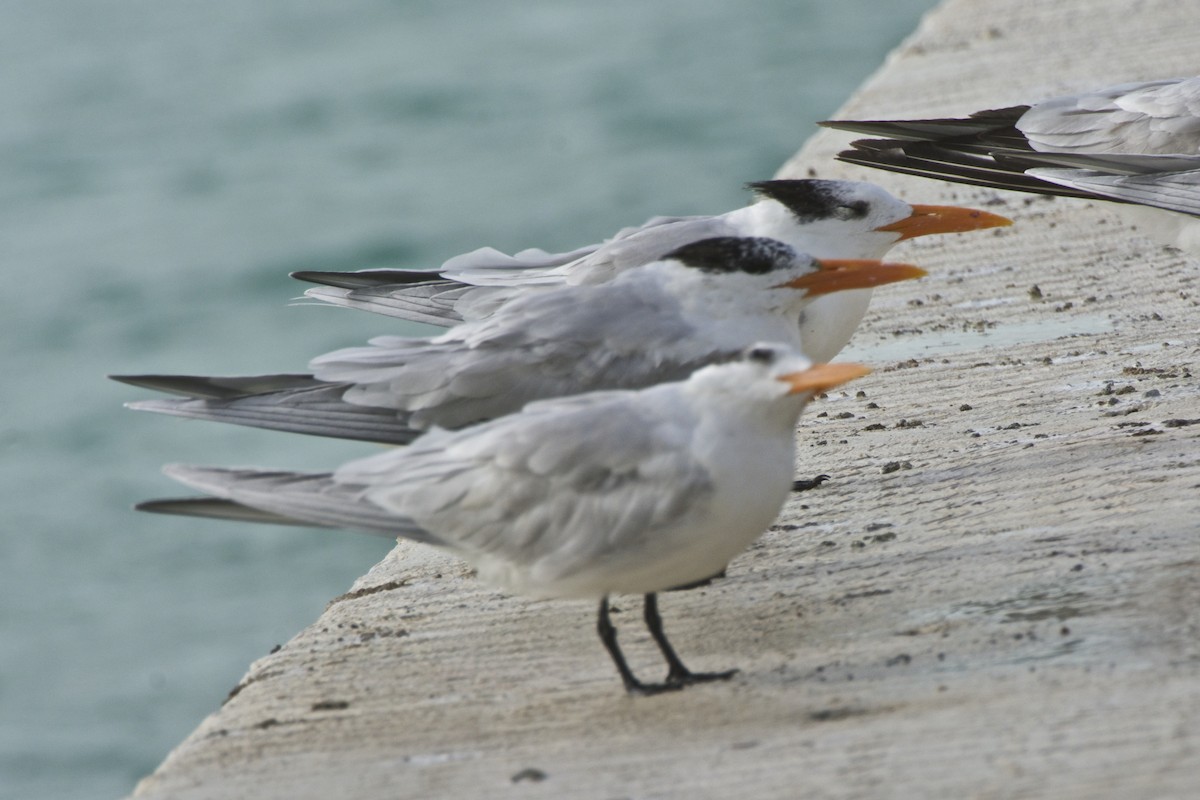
(0, 2), (938, 797)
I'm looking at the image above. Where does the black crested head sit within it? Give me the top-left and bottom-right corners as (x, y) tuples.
(746, 179), (869, 223)
(663, 236), (798, 275)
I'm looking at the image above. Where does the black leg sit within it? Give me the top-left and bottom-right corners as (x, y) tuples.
(791, 474), (831, 492)
(596, 596), (681, 696)
(643, 593), (737, 687)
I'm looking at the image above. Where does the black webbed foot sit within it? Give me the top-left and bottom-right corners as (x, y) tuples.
(665, 666), (739, 687)
(791, 474), (831, 492)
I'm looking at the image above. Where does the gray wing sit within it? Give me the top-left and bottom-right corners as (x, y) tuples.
(1028, 167), (1200, 217)
(155, 464), (441, 542)
(834, 137), (1200, 213)
(438, 216), (704, 283)
(123, 378), (423, 444)
(302, 282), (541, 326)
(121, 279), (718, 442)
(297, 215), (723, 325)
(309, 277), (720, 431)
(439, 243), (605, 276)
(336, 387), (713, 581)
(293, 250), (603, 326)
(136, 496), (332, 527)
(514, 215), (739, 285)
(432, 216), (741, 327)
(824, 80), (1200, 155)
(147, 387), (714, 583)
(292, 270), (444, 289)
(111, 373), (323, 399)
(990, 150), (1200, 175)
(1018, 78), (1200, 155)
(821, 105), (1030, 145)
(827, 79), (1200, 205)
(834, 139), (1101, 200)
(302, 283), (472, 326)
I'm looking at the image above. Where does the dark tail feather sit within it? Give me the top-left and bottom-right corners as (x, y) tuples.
(291, 269), (454, 290)
(835, 140), (1106, 201)
(127, 383), (424, 445)
(153, 464), (439, 543)
(111, 373), (323, 400)
(136, 496), (331, 527)
(820, 105), (1031, 144)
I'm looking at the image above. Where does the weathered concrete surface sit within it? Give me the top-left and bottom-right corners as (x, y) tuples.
(130, 0), (1200, 797)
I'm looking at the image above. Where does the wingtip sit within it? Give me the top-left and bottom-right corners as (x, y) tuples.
(134, 498), (179, 515)
(160, 462), (220, 487)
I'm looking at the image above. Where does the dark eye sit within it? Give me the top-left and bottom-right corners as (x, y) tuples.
(747, 346), (776, 364)
(834, 201), (869, 220)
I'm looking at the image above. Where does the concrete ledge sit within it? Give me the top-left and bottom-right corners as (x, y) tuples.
(131, 0), (1200, 797)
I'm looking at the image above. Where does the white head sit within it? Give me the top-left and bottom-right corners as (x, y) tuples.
(649, 236), (927, 318)
(747, 179), (1011, 259)
(684, 340), (870, 414)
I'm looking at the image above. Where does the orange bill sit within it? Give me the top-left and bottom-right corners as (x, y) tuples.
(778, 362), (872, 395)
(875, 204), (1012, 240)
(778, 259), (927, 296)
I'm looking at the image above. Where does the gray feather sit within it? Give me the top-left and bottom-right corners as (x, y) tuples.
(136, 497), (335, 527)
(303, 285), (466, 326)
(159, 464), (440, 542)
(111, 373), (323, 400)
(827, 78), (1200, 219)
(334, 385), (714, 582)
(299, 214), (729, 325)
(291, 269), (446, 289)
(309, 274), (717, 431)
(1029, 167), (1200, 217)
(127, 383), (423, 444)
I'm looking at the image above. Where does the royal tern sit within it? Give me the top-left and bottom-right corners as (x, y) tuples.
(113, 237), (924, 445)
(823, 76), (1200, 250)
(138, 342), (870, 694)
(293, 179), (1008, 361)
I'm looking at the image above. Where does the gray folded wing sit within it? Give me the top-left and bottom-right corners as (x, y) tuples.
(111, 373), (324, 399)
(299, 215), (731, 325)
(156, 465), (440, 541)
(835, 139), (1099, 200)
(148, 386), (714, 584)
(290, 238), (624, 325)
(825, 80), (1200, 156)
(448, 215), (734, 286)
(121, 276), (721, 442)
(302, 283), (475, 326)
(121, 377), (423, 444)
(335, 387), (714, 580)
(1028, 167), (1200, 217)
(309, 278), (719, 431)
(1016, 78), (1200, 156)
(438, 217), (699, 283)
(827, 78), (1200, 214)
(136, 496), (331, 527)
(291, 270), (445, 290)
(821, 105), (1032, 146)
(992, 150), (1200, 175)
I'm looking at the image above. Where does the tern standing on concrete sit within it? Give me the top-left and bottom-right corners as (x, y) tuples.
(295, 179), (1009, 361)
(140, 343), (869, 694)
